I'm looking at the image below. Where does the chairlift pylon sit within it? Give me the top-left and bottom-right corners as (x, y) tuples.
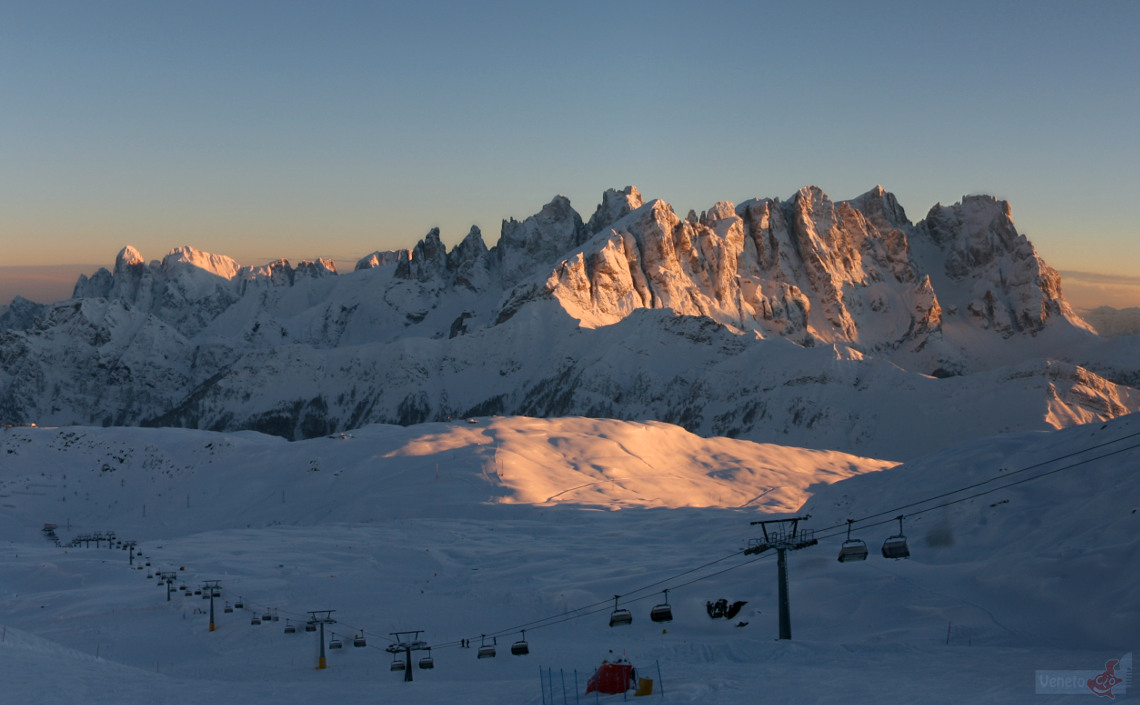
(609, 595), (632, 627)
(881, 515), (911, 560)
(838, 519), (869, 563)
(650, 589), (673, 623)
(510, 630), (530, 656)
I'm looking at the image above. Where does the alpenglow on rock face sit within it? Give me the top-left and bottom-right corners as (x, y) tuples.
(0, 186), (1135, 460)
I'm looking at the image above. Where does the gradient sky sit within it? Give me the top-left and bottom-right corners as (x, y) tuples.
(2, 1), (1139, 306)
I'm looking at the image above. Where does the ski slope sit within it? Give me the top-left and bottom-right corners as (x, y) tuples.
(1, 415), (1136, 704)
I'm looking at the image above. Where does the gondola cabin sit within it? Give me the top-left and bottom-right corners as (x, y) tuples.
(881, 515), (911, 559)
(477, 636), (496, 659)
(650, 590), (673, 623)
(838, 539), (869, 562)
(609, 596), (633, 627)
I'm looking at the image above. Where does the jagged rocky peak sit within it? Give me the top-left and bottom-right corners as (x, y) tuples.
(115, 245), (146, 270)
(160, 246), (242, 280)
(587, 185), (643, 234)
(844, 185), (911, 231)
(354, 250), (405, 271)
(294, 258), (337, 280)
(495, 194), (588, 286)
(449, 226), (493, 291)
(395, 227), (449, 282)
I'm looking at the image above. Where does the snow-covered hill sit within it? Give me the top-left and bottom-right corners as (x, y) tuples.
(1, 415), (1136, 704)
(1, 186), (1136, 460)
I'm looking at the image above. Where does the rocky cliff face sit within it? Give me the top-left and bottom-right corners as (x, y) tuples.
(0, 186), (1133, 459)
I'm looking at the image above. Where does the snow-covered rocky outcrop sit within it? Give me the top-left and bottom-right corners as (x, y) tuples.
(1, 187), (1136, 459)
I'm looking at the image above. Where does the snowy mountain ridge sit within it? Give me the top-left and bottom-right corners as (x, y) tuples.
(1, 185), (1137, 460)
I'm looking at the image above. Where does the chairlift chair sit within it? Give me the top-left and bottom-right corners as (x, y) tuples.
(390, 654), (405, 671)
(261, 611), (272, 622)
(304, 621), (317, 633)
(881, 515), (911, 560)
(419, 649), (435, 670)
(477, 635), (496, 659)
(353, 633), (366, 647)
(510, 630), (530, 656)
(224, 602), (234, 614)
(283, 620), (296, 634)
(329, 633), (342, 650)
(234, 597), (244, 609)
(838, 519), (869, 562)
(250, 615), (262, 625)
(609, 595), (632, 627)
(650, 590), (674, 623)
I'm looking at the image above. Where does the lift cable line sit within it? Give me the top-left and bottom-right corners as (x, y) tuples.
(192, 430), (1139, 660)
(813, 433), (1140, 537)
(432, 432), (1140, 651)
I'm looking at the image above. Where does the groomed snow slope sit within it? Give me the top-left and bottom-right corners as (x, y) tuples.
(1, 415), (1136, 704)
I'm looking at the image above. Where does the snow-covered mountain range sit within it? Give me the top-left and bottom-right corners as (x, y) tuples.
(1, 186), (1137, 460)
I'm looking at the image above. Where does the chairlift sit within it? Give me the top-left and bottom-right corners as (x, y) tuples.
(194, 589), (202, 595)
(261, 611), (272, 622)
(234, 597), (244, 609)
(510, 630), (530, 656)
(881, 515), (911, 560)
(212, 590), (221, 598)
(477, 635), (496, 659)
(419, 649), (435, 670)
(224, 602), (234, 614)
(390, 653), (405, 671)
(609, 595), (632, 627)
(353, 631), (366, 648)
(329, 633), (343, 650)
(283, 620), (296, 634)
(304, 621), (317, 633)
(650, 589), (674, 623)
(838, 520), (869, 563)
(250, 615), (262, 625)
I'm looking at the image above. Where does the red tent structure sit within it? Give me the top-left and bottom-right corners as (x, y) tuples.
(586, 661), (636, 695)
